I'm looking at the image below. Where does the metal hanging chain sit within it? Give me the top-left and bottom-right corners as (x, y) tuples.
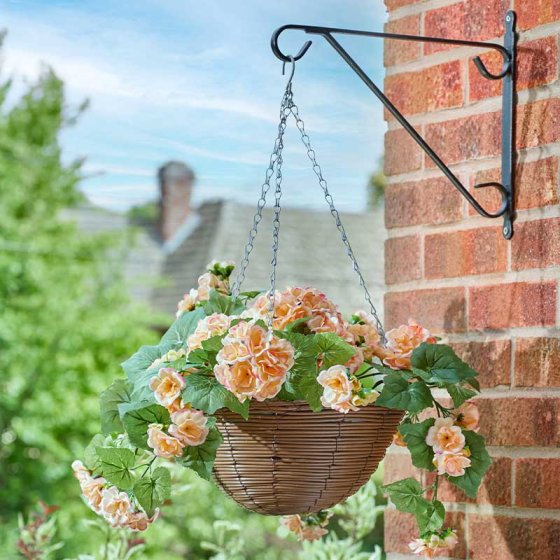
(232, 61), (385, 340)
(288, 101), (386, 340)
(231, 82), (293, 300)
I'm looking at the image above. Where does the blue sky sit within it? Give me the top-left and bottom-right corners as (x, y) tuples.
(2, 0), (387, 212)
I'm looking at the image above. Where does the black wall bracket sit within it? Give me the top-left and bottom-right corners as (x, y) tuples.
(271, 10), (517, 239)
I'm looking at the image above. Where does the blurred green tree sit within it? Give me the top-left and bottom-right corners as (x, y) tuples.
(367, 158), (386, 208)
(0, 34), (156, 553)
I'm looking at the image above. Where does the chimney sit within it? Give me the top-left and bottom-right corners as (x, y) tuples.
(158, 160), (195, 242)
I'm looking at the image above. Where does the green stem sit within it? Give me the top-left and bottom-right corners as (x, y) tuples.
(432, 476), (439, 502)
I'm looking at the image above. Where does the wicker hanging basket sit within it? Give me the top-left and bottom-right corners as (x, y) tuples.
(213, 400), (403, 515)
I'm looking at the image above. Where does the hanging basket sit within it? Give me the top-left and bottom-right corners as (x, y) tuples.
(214, 400), (403, 515)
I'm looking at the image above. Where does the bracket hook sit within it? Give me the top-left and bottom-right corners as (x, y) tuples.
(473, 52), (511, 80)
(271, 25), (313, 63)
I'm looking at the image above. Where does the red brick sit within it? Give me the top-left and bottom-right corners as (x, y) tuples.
(384, 128), (422, 175)
(451, 339), (511, 388)
(468, 515), (560, 560)
(384, 452), (421, 484)
(424, 227), (507, 279)
(384, 15), (421, 67)
(424, 111), (501, 167)
(515, 458), (560, 508)
(472, 157), (558, 214)
(477, 397), (560, 446)
(469, 282), (557, 330)
(385, 177), (463, 228)
(515, 337), (560, 387)
(385, 287), (466, 333)
(385, 509), (467, 557)
(516, 0), (560, 30)
(426, 456), (512, 506)
(424, 0), (509, 55)
(385, 61), (464, 118)
(385, 235), (422, 284)
(469, 37), (559, 102)
(517, 98), (560, 150)
(385, 0), (424, 10)
(511, 218), (560, 270)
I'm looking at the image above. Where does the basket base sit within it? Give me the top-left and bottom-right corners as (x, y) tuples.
(213, 401), (403, 515)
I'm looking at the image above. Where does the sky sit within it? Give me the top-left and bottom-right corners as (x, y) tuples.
(2, 0), (387, 213)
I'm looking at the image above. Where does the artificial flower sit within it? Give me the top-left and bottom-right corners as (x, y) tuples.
(384, 320), (436, 370)
(149, 368), (185, 409)
(176, 289), (198, 317)
(147, 424), (184, 459)
(317, 365), (358, 414)
(100, 486), (133, 527)
(455, 401), (480, 432)
(433, 451), (471, 477)
(169, 408), (209, 446)
(187, 312), (230, 351)
(426, 417), (465, 454)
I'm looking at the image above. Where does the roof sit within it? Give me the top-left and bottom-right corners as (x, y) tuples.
(67, 199), (386, 322)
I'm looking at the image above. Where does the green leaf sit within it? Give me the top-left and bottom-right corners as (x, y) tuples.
(133, 467), (171, 517)
(285, 316), (312, 333)
(400, 419), (436, 470)
(96, 447), (135, 490)
(182, 425), (223, 480)
(446, 383), (478, 408)
(183, 374), (249, 420)
(121, 344), (163, 401)
(315, 332), (355, 369)
(382, 478), (429, 514)
(239, 290), (263, 300)
(122, 403), (170, 449)
(417, 500), (445, 533)
(377, 374), (433, 413)
(373, 363), (413, 378)
(201, 334), (225, 355)
(447, 430), (492, 498)
(84, 434), (105, 473)
(99, 379), (132, 435)
(202, 289), (244, 316)
(160, 307), (206, 352)
(411, 343), (479, 386)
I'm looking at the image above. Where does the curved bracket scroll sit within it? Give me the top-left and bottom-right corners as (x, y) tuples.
(472, 182), (509, 218)
(271, 25), (312, 63)
(473, 53), (511, 80)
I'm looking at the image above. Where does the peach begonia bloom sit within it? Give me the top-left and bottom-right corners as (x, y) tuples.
(281, 515), (328, 542)
(345, 345), (364, 374)
(197, 271), (228, 300)
(147, 424), (184, 459)
(149, 368), (185, 409)
(100, 486), (134, 527)
(255, 337), (295, 381)
(409, 530), (458, 558)
(71, 460), (90, 483)
(425, 417), (465, 453)
(187, 312), (230, 351)
(383, 319), (437, 370)
(455, 401), (480, 432)
(169, 408), (209, 447)
(281, 514), (303, 533)
(81, 477), (106, 514)
(300, 526), (328, 541)
(126, 509), (159, 532)
(176, 289), (198, 318)
(214, 361), (258, 402)
(433, 451), (472, 477)
(392, 430), (407, 447)
(317, 365), (358, 414)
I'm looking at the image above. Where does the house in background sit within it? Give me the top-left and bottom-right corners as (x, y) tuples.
(71, 161), (386, 321)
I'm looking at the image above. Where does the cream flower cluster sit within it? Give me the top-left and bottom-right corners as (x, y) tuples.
(214, 320), (295, 402)
(148, 367), (210, 458)
(425, 402), (479, 477)
(187, 313), (231, 351)
(280, 514), (331, 542)
(409, 529), (458, 558)
(72, 461), (158, 531)
(383, 320), (437, 370)
(176, 260), (233, 318)
(317, 364), (379, 414)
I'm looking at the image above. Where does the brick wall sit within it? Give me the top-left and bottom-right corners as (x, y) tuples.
(382, 1), (560, 559)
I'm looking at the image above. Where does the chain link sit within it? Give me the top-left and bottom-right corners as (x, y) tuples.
(231, 84), (293, 300)
(233, 76), (385, 340)
(288, 102), (385, 339)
